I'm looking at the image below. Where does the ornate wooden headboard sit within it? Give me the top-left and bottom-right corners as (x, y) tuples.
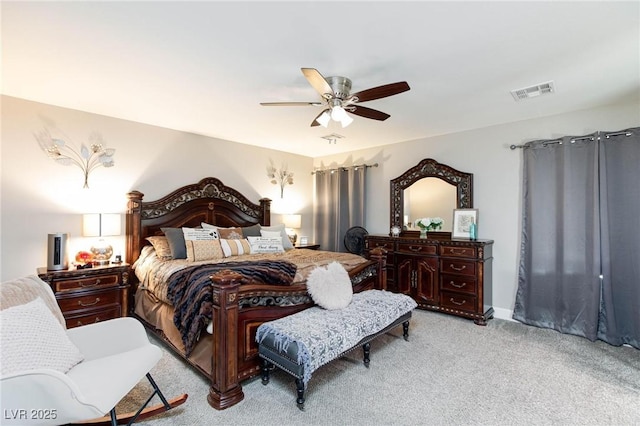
(125, 177), (271, 264)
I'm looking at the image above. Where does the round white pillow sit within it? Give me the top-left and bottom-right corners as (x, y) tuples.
(306, 261), (353, 310)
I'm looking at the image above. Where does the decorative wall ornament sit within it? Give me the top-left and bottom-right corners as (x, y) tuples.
(266, 159), (294, 198)
(35, 128), (115, 188)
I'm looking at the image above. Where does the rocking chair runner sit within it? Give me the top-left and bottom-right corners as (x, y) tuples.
(0, 275), (187, 426)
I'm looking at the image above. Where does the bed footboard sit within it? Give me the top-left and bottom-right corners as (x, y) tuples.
(207, 252), (387, 410)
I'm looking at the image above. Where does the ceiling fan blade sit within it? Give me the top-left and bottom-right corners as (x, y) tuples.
(310, 109), (330, 127)
(301, 68), (333, 98)
(351, 82), (410, 103)
(260, 102), (322, 106)
(349, 105), (391, 121)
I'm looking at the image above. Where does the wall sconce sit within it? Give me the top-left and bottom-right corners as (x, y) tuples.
(83, 213), (121, 265)
(266, 159), (294, 198)
(283, 214), (301, 244)
(36, 129), (115, 188)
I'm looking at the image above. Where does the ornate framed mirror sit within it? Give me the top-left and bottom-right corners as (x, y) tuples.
(390, 158), (473, 236)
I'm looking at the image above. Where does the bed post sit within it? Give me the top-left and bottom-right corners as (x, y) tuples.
(369, 247), (388, 291)
(208, 270), (244, 410)
(259, 198), (271, 226)
(126, 191), (144, 265)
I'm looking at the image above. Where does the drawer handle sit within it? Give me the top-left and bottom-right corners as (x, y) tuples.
(449, 281), (467, 288)
(78, 297), (100, 307)
(76, 318), (100, 327)
(408, 246), (422, 252)
(448, 248), (467, 254)
(80, 278), (101, 287)
(450, 298), (466, 306)
(449, 264), (467, 272)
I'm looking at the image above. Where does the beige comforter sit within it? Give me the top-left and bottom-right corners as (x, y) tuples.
(133, 246), (369, 305)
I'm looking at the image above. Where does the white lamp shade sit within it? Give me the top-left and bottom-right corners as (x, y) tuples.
(331, 105), (347, 121)
(82, 214), (101, 237)
(101, 214), (122, 237)
(83, 213), (121, 237)
(283, 214), (302, 229)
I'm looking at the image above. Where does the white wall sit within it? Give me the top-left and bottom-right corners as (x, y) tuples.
(0, 96), (314, 281)
(313, 101), (639, 319)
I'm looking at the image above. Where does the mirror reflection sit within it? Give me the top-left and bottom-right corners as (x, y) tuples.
(403, 177), (456, 232)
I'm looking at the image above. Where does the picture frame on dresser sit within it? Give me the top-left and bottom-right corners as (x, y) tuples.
(452, 208), (478, 238)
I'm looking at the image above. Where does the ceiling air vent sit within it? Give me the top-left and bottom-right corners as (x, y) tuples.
(321, 133), (344, 144)
(510, 81), (555, 101)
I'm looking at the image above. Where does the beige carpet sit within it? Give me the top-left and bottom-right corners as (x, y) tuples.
(117, 309), (640, 425)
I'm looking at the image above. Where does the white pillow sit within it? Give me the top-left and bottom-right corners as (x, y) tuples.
(260, 224), (294, 251)
(183, 227), (219, 240)
(306, 262), (353, 310)
(0, 298), (84, 376)
(247, 236), (285, 254)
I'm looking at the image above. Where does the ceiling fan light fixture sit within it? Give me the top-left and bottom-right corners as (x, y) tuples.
(340, 114), (353, 128)
(316, 111), (331, 127)
(330, 105), (347, 121)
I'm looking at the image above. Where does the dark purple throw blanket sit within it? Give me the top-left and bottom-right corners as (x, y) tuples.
(167, 260), (298, 356)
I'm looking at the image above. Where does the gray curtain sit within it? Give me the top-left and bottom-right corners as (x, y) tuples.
(314, 167), (366, 252)
(513, 127), (639, 349)
(597, 130), (640, 347)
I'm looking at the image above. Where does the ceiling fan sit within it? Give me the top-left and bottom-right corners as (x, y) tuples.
(260, 68), (410, 128)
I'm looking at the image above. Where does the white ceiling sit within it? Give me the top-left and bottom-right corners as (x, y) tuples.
(2, 1), (639, 158)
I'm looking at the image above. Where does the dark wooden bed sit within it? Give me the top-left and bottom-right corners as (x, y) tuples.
(125, 177), (386, 410)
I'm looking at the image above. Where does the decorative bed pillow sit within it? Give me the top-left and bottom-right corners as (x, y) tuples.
(306, 261), (353, 310)
(260, 224), (294, 251)
(0, 298), (84, 376)
(183, 228), (223, 261)
(146, 236), (173, 260)
(161, 227), (187, 259)
(220, 239), (251, 257)
(218, 227), (243, 239)
(247, 236), (285, 254)
(241, 224), (262, 237)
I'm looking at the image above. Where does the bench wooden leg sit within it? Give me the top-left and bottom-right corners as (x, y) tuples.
(403, 320), (410, 341)
(295, 378), (305, 410)
(362, 342), (371, 368)
(261, 359), (272, 385)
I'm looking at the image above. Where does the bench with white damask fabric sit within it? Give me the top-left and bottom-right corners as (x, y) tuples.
(255, 289), (417, 410)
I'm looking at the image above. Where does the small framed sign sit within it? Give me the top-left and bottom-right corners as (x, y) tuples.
(452, 209), (478, 239)
(299, 236), (309, 245)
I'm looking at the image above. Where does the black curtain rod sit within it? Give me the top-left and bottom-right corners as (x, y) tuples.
(311, 163), (379, 175)
(510, 130), (634, 150)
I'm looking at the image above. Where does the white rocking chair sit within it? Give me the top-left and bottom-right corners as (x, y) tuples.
(0, 275), (187, 426)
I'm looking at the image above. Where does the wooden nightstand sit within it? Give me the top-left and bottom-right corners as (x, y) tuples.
(37, 263), (130, 329)
(294, 243), (320, 250)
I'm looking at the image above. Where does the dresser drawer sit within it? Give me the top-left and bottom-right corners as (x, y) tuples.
(440, 259), (476, 276)
(56, 288), (121, 313)
(64, 305), (122, 329)
(440, 291), (477, 312)
(366, 239), (394, 251)
(439, 245), (477, 258)
(53, 273), (120, 292)
(397, 243), (437, 255)
(440, 274), (477, 295)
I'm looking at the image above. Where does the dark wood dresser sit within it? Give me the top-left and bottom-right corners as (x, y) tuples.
(365, 235), (493, 325)
(37, 264), (130, 328)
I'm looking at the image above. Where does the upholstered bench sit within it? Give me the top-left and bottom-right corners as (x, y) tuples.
(256, 289), (417, 410)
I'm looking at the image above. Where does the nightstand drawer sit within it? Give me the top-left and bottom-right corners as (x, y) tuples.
(440, 274), (477, 295)
(54, 273), (120, 292)
(56, 288), (121, 313)
(65, 306), (122, 329)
